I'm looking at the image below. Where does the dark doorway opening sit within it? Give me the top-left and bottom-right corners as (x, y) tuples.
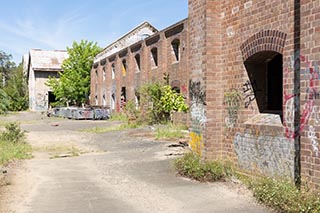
(48, 91), (56, 108)
(244, 51), (283, 119)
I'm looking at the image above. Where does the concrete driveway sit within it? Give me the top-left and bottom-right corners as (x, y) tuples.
(0, 112), (270, 213)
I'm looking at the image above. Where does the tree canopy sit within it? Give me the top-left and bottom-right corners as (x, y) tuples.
(0, 50), (28, 114)
(47, 40), (102, 106)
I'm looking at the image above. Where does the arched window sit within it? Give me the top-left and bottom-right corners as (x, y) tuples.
(171, 39), (180, 61)
(244, 51), (283, 117)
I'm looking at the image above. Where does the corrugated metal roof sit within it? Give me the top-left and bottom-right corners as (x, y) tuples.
(30, 49), (68, 71)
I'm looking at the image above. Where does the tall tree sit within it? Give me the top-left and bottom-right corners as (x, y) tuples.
(3, 63), (28, 111)
(0, 50), (15, 87)
(47, 40), (101, 106)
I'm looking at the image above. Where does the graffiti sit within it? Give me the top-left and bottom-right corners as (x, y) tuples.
(77, 108), (94, 119)
(189, 132), (204, 156)
(189, 80), (206, 129)
(242, 80), (260, 108)
(189, 80), (206, 155)
(189, 80), (206, 105)
(283, 55), (319, 138)
(312, 106), (320, 124)
(35, 93), (47, 109)
(181, 84), (188, 95)
(233, 131), (294, 177)
(224, 89), (241, 128)
(308, 126), (319, 157)
(51, 107), (109, 120)
(94, 108), (110, 120)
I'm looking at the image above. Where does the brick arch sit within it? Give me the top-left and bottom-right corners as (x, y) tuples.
(240, 30), (287, 62)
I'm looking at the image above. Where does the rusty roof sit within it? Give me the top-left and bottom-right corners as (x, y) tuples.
(29, 49), (68, 71)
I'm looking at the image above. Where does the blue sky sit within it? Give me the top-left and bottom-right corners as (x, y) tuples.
(0, 0), (188, 63)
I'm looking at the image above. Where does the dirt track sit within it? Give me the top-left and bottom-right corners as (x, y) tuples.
(0, 112), (270, 213)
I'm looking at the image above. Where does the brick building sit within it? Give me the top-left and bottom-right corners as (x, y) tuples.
(91, 0), (320, 189)
(91, 20), (188, 112)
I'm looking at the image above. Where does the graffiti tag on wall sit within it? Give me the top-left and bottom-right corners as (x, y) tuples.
(308, 126), (319, 157)
(283, 55), (319, 139)
(233, 131), (294, 177)
(189, 80), (206, 129)
(224, 89), (241, 128)
(189, 132), (204, 156)
(189, 80), (206, 154)
(242, 80), (260, 108)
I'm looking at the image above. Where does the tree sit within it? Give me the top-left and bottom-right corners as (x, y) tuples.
(138, 82), (188, 124)
(47, 40), (102, 106)
(0, 50), (15, 87)
(3, 63), (28, 111)
(0, 50), (23, 114)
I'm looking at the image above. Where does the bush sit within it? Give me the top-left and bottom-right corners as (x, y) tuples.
(250, 177), (320, 212)
(0, 122), (31, 165)
(174, 152), (231, 182)
(0, 122), (25, 143)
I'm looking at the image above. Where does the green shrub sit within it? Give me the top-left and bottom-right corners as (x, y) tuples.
(0, 122), (31, 165)
(174, 152), (231, 182)
(250, 177), (320, 212)
(0, 122), (25, 143)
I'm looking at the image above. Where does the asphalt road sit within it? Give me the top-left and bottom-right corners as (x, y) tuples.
(0, 112), (270, 213)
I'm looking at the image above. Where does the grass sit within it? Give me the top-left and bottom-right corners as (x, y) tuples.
(108, 113), (128, 122)
(174, 152), (233, 182)
(248, 177), (320, 212)
(174, 152), (320, 212)
(0, 141), (32, 165)
(81, 123), (139, 133)
(0, 122), (32, 165)
(155, 124), (188, 140)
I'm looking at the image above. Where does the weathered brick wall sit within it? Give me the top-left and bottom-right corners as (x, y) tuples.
(300, 0), (320, 190)
(90, 0), (320, 189)
(201, 0), (297, 177)
(188, 0), (208, 156)
(91, 19), (189, 114)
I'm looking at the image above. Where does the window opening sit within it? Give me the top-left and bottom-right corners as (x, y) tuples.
(244, 51), (283, 118)
(122, 59), (127, 76)
(171, 39), (180, 61)
(135, 54), (141, 72)
(111, 63), (115, 79)
(151, 47), (158, 67)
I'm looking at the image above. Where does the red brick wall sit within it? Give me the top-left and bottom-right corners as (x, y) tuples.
(91, 19), (189, 114)
(300, 0), (320, 190)
(90, 0), (320, 189)
(200, 0), (297, 177)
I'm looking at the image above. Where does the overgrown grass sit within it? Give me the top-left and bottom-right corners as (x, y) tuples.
(0, 122), (32, 165)
(249, 177), (320, 212)
(81, 123), (139, 133)
(108, 113), (128, 122)
(174, 152), (233, 182)
(174, 152), (320, 212)
(155, 124), (188, 140)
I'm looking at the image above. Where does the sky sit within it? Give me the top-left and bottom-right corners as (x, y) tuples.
(0, 0), (188, 64)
